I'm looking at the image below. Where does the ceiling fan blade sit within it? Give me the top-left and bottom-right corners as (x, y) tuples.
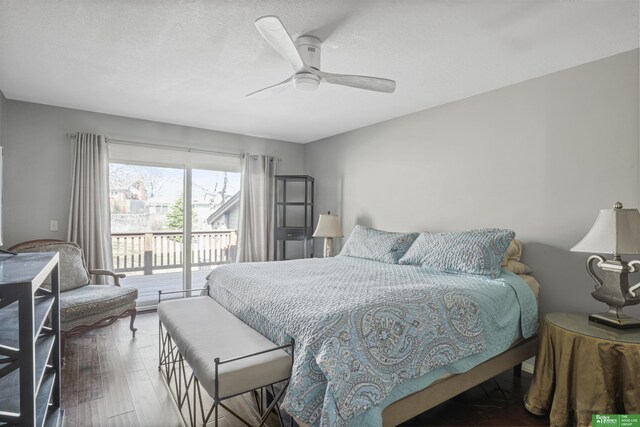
(316, 71), (396, 93)
(255, 16), (305, 72)
(246, 77), (293, 99)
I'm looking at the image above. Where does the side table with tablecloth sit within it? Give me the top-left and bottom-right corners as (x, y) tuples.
(524, 312), (640, 426)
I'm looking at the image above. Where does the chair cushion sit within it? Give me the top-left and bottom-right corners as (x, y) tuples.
(158, 297), (291, 399)
(15, 242), (90, 292)
(61, 285), (138, 321)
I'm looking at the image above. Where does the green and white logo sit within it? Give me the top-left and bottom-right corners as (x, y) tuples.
(592, 414), (640, 427)
(594, 415), (619, 425)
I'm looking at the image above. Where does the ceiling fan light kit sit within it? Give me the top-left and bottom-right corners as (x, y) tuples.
(294, 73), (320, 92)
(247, 15), (396, 98)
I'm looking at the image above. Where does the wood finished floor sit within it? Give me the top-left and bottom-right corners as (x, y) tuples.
(61, 312), (549, 427)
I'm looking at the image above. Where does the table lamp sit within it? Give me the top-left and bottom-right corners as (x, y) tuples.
(571, 202), (640, 328)
(313, 212), (343, 257)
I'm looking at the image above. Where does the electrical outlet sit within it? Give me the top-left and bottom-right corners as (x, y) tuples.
(50, 220), (59, 232)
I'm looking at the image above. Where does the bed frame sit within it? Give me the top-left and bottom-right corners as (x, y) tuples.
(381, 336), (538, 425)
(289, 337), (537, 427)
(291, 336), (537, 427)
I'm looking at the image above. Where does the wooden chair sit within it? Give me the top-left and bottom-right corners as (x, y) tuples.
(8, 239), (138, 358)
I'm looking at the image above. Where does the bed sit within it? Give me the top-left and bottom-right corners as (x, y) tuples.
(204, 254), (539, 426)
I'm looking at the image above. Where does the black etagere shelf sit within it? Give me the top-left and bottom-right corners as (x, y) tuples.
(0, 252), (63, 427)
(274, 175), (314, 260)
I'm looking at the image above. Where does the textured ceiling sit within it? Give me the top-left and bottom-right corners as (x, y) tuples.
(0, 1), (638, 143)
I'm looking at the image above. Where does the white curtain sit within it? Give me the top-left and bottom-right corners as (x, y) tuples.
(236, 154), (277, 262)
(67, 133), (113, 283)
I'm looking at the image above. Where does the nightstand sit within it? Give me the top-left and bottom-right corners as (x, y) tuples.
(524, 312), (640, 426)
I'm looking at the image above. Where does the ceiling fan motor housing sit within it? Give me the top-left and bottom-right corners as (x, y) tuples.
(296, 35), (321, 69)
(294, 35), (321, 91)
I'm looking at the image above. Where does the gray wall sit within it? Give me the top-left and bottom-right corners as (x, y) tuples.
(0, 91), (6, 246)
(304, 49), (640, 317)
(1, 100), (304, 247)
(0, 91), (6, 142)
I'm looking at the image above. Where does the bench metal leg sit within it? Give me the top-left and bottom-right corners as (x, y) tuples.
(270, 385), (285, 427)
(159, 318), (293, 427)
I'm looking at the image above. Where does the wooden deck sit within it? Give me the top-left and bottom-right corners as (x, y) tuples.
(120, 268), (215, 304)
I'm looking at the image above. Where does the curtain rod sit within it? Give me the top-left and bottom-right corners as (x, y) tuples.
(66, 133), (243, 158)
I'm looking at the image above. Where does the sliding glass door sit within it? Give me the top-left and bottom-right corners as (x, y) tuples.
(108, 146), (241, 307)
(109, 163), (186, 304)
(189, 169), (241, 290)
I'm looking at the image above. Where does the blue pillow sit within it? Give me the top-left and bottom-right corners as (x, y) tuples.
(399, 228), (515, 278)
(339, 225), (419, 264)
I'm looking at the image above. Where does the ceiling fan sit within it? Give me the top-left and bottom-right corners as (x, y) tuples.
(247, 16), (396, 98)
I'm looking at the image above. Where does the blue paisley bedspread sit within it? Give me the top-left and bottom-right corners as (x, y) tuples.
(205, 256), (537, 426)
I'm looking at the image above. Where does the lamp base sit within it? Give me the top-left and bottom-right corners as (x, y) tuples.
(589, 311), (640, 329)
(585, 256), (640, 329)
(323, 238), (334, 258)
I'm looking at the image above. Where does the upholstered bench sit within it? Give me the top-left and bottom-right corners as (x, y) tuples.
(158, 296), (293, 427)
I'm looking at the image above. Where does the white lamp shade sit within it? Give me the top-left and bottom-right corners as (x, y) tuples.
(313, 214), (343, 238)
(571, 206), (640, 255)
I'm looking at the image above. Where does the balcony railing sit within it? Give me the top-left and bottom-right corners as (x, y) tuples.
(112, 230), (236, 274)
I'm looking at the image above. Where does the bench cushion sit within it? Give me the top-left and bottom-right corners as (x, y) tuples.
(158, 296), (291, 399)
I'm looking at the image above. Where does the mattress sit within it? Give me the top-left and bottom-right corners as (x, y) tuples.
(205, 257), (538, 426)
